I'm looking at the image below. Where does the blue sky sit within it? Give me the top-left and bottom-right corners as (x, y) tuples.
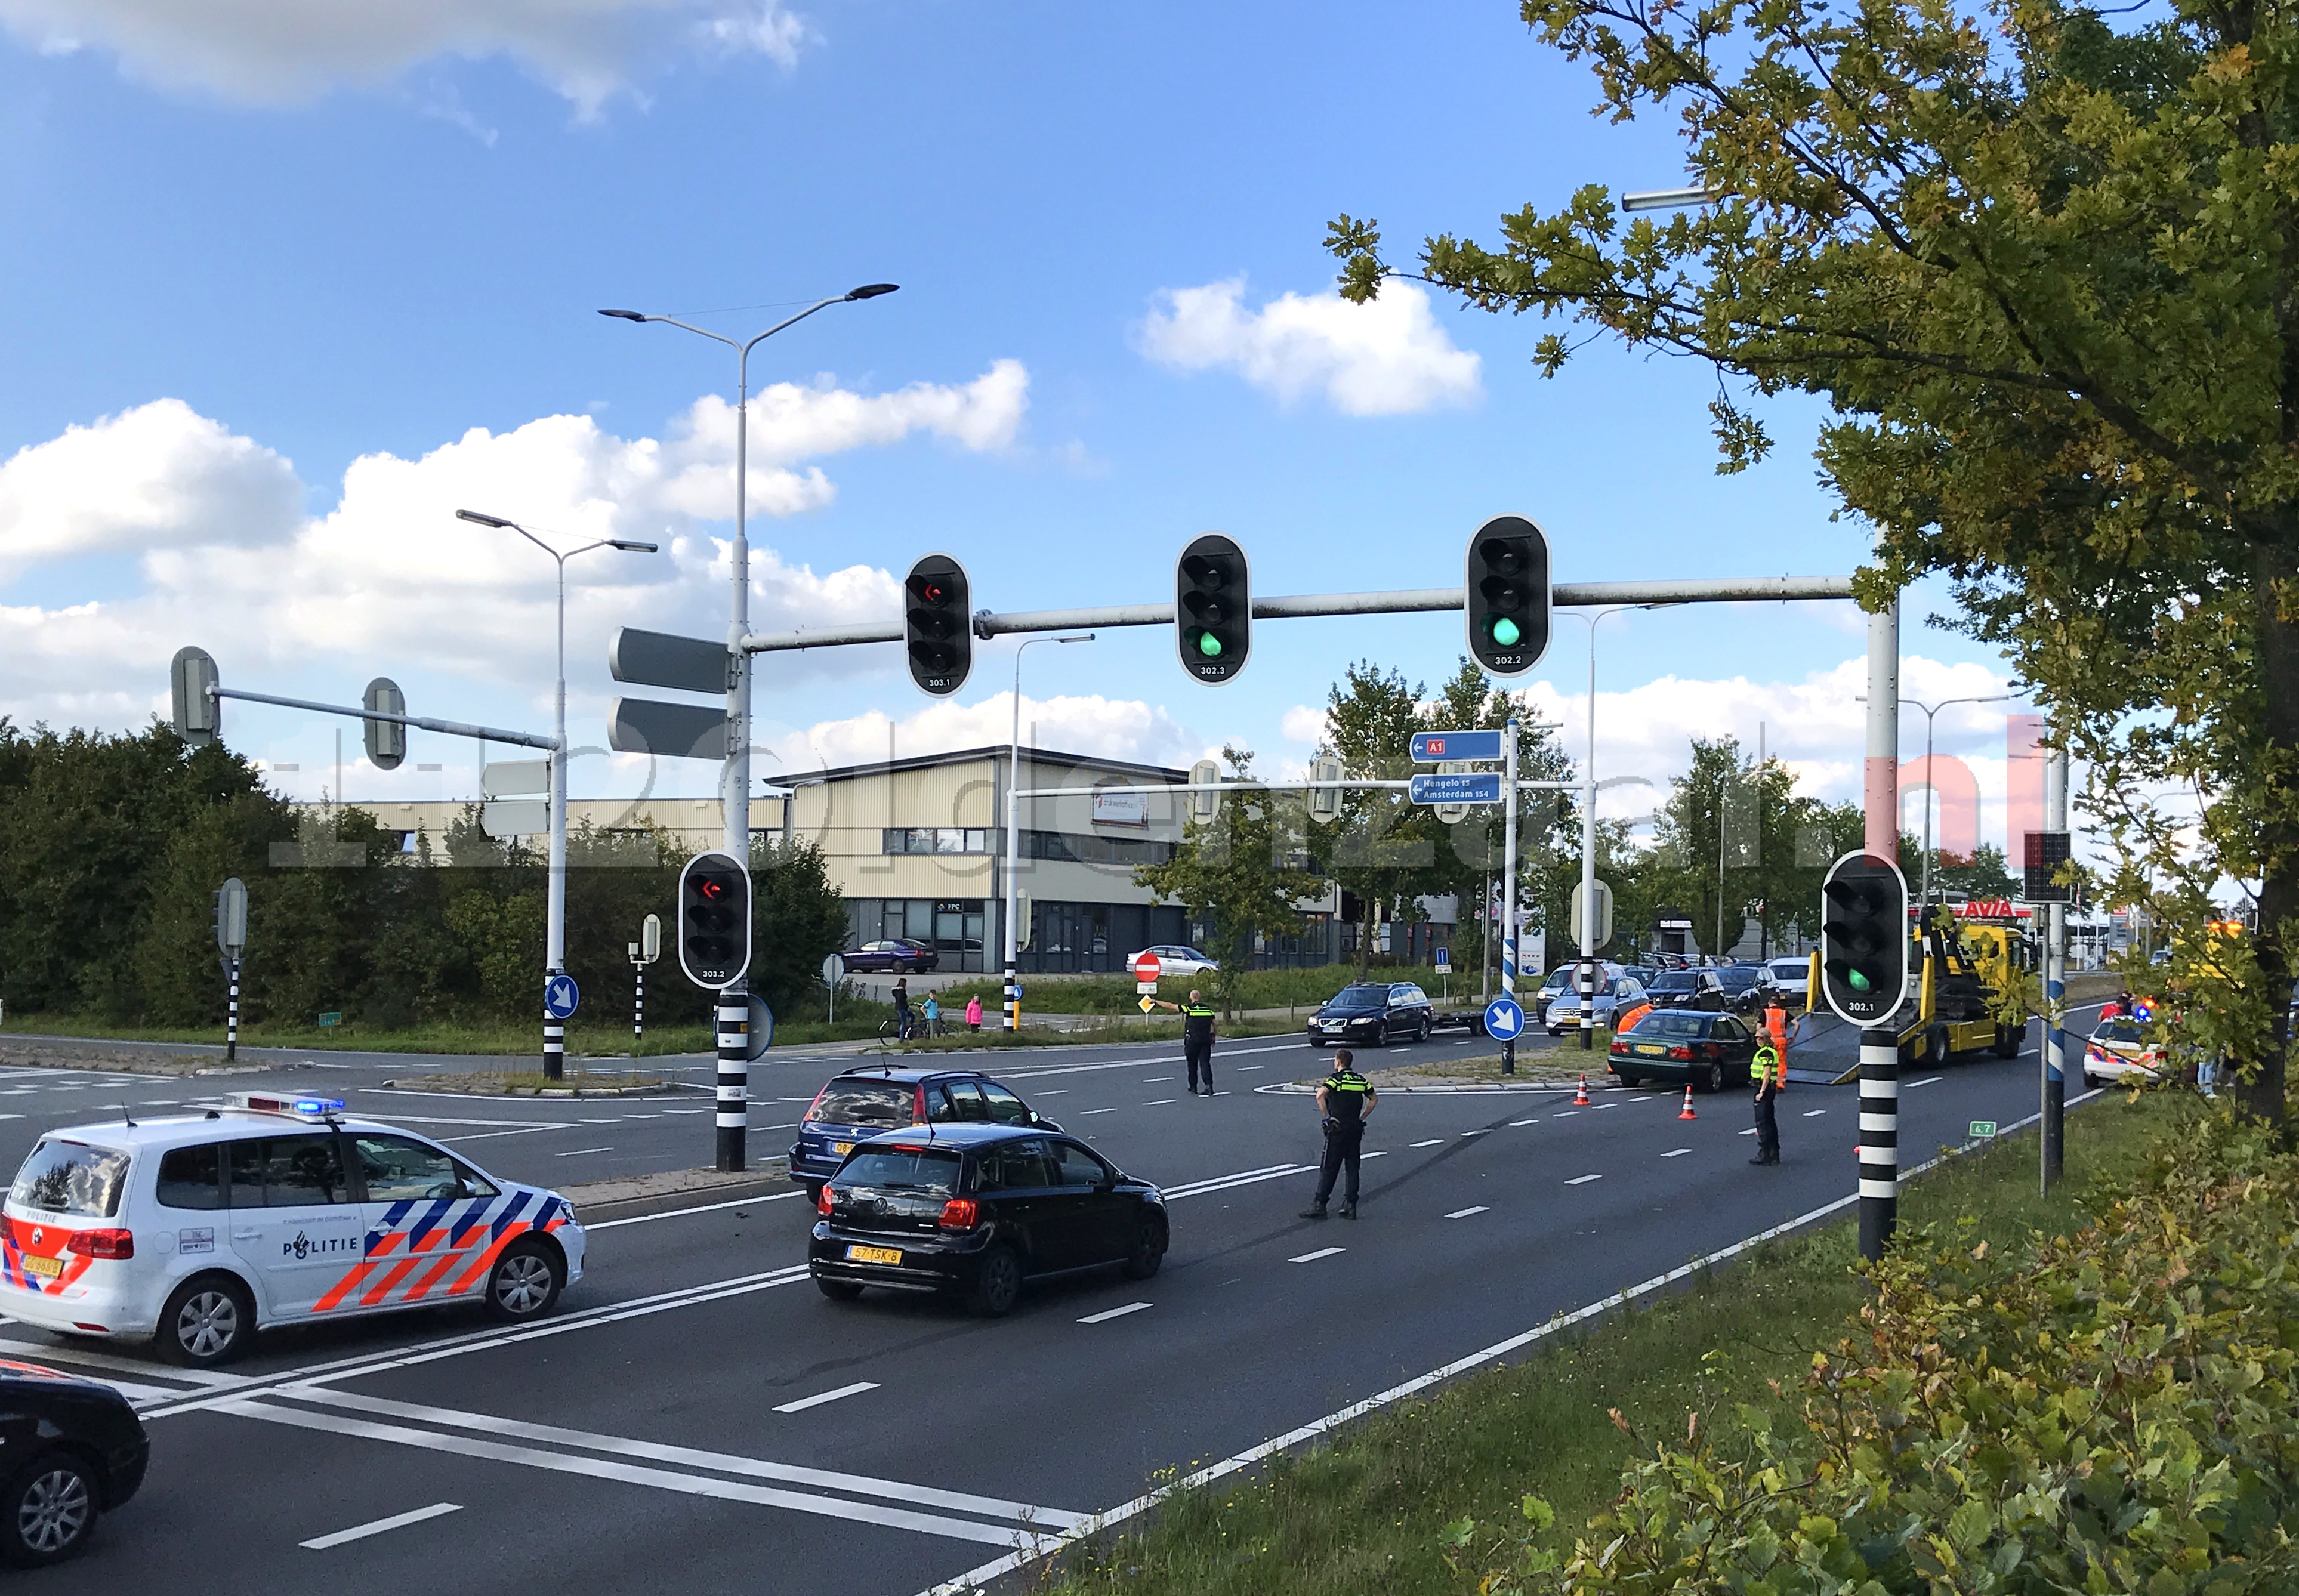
(0, 1), (2028, 848)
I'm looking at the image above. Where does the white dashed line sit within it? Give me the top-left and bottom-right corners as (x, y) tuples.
(554, 1146), (613, 1157)
(300, 1501), (462, 1550)
(1565, 1174), (1601, 1186)
(1445, 1206), (1489, 1220)
(1459, 1129), (1488, 1137)
(1236, 1066), (1264, 1072)
(1082, 1108), (1118, 1116)
(1360, 1150), (1387, 1159)
(1144, 1099), (1177, 1107)
(1803, 1109), (1827, 1117)
(1661, 1149), (1690, 1158)
(770, 1381), (880, 1415)
(1509, 1118), (1539, 1128)
(1553, 1110), (1579, 1117)
(1289, 1247), (1345, 1264)
(1409, 1138), (1443, 1148)
(1908, 1076), (1944, 1088)
(1143, 1078), (1175, 1083)
(1078, 1302), (1152, 1325)
(1738, 1128), (1758, 1136)
(1036, 1090), (1070, 1097)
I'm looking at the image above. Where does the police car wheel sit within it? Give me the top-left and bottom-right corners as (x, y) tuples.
(970, 1245), (1023, 1317)
(0, 1453), (95, 1567)
(159, 1277), (252, 1367)
(485, 1242), (562, 1322)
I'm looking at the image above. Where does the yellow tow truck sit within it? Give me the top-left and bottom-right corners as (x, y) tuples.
(1820, 900), (2035, 1082)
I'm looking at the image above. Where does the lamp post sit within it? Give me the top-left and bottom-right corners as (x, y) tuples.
(1554, 603), (1675, 1046)
(1904, 693), (2013, 907)
(600, 284), (896, 1166)
(456, 509), (656, 1079)
(1004, 632), (1094, 1032)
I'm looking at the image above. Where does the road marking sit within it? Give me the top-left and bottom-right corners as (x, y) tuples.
(1553, 1110), (1579, 1117)
(1236, 1065), (1264, 1072)
(1144, 1098), (1177, 1106)
(1162, 1163), (1310, 1199)
(1738, 1127), (1758, 1136)
(589, 1191), (801, 1230)
(1908, 1076), (1943, 1088)
(1803, 1109), (1826, 1117)
(1082, 1107), (1118, 1116)
(300, 1501), (462, 1550)
(664, 1108), (705, 1115)
(1409, 1138), (1443, 1148)
(1143, 1076), (1175, 1083)
(1661, 1149), (1690, 1158)
(1289, 1246), (1345, 1264)
(620, 1113), (667, 1120)
(227, 1397), (1054, 1545)
(1445, 1206), (1488, 1220)
(1566, 1174), (1601, 1186)
(554, 1146), (613, 1157)
(1509, 1118), (1539, 1127)
(1360, 1150), (1387, 1159)
(1035, 1089), (1069, 1097)
(1458, 1129), (1488, 1136)
(1596, 1102), (1618, 1110)
(1078, 1302), (1152, 1325)
(772, 1381), (880, 1414)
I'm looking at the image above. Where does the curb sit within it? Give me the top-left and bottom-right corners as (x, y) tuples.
(379, 1077), (687, 1098)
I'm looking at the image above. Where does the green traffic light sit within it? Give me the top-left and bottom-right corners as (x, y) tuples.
(1848, 968), (1872, 992)
(1491, 616), (1522, 647)
(1198, 632), (1223, 658)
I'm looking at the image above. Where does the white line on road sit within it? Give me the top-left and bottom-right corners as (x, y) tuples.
(1553, 1110), (1579, 1117)
(1082, 1107), (1118, 1116)
(1078, 1302), (1152, 1325)
(1908, 1076), (1943, 1088)
(1409, 1138), (1443, 1148)
(588, 1191), (801, 1230)
(1360, 1150), (1387, 1159)
(554, 1146), (613, 1157)
(1565, 1174), (1601, 1186)
(1144, 1098), (1177, 1106)
(300, 1501), (462, 1550)
(1661, 1149), (1690, 1158)
(1802, 1109), (1826, 1117)
(1738, 1128), (1758, 1136)
(1162, 1164), (1309, 1199)
(1236, 1065), (1264, 1071)
(1458, 1129), (1488, 1136)
(772, 1381), (880, 1414)
(1445, 1206), (1488, 1220)
(1289, 1246), (1345, 1264)
(1143, 1077), (1175, 1083)
(1035, 1089), (1069, 1096)
(1510, 1118), (1538, 1127)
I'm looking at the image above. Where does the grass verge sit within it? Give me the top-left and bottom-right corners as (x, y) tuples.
(0, 1014), (890, 1057)
(1037, 1089), (2182, 1596)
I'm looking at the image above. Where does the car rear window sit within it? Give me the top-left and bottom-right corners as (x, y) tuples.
(809, 1081), (915, 1126)
(1652, 973), (1697, 991)
(2094, 1018), (2146, 1044)
(1625, 1011), (1713, 1038)
(838, 1146), (961, 1194)
(1769, 961), (1807, 978)
(1325, 987), (1389, 1011)
(10, 1138), (131, 1219)
(1717, 970), (1760, 990)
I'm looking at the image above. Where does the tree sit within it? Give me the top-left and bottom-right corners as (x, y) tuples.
(1320, 662), (1446, 977)
(1327, 0), (2299, 1123)
(1135, 747), (1322, 1016)
(1934, 843), (2022, 902)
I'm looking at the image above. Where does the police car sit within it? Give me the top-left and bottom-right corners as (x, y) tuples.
(0, 1093), (585, 1367)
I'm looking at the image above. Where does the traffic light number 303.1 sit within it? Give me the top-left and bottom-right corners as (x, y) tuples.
(678, 851), (752, 990)
(905, 554), (974, 698)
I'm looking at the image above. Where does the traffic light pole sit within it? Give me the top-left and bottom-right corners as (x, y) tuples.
(2042, 745), (2069, 1190)
(1501, 719), (1520, 1076)
(226, 957), (240, 1063)
(1857, 1026), (1899, 1261)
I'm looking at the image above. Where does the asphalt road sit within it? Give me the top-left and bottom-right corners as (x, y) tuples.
(0, 1010), (2116, 1594)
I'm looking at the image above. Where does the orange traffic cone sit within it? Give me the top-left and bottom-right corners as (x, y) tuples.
(1574, 1074), (1591, 1106)
(1677, 1083), (1698, 1120)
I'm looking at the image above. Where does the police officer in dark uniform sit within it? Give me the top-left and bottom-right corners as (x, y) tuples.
(1750, 1040), (1782, 1165)
(1300, 1049), (1375, 1220)
(1151, 989), (1222, 1095)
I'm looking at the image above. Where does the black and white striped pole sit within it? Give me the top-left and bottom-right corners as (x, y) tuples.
(214, 876), (247, 1064)
(717, 982), (749, 1171)
(633, 962), (644, 1045)
(679, 854), (753, 1174)
(1857, 1027), (1899, 1260)
(543, 990), (565, 1079)
(226, 957), (242, 1063)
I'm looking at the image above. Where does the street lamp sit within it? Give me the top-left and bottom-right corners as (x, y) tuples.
(456, 507), (657, 1078)
(1004, 632), (1094, 1032)
(1553, 603), (1678, 1048)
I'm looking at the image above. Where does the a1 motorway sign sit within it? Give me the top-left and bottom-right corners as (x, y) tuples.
(1411, 729), (1504, 763)
(1409, 771), (1504, 805)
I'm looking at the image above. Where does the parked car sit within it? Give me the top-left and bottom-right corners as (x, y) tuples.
(0, 1362), (147, 1566)
(788, 1068), (1062, 1200)
(1543, 975), (1650, 1036)
(1306, 983), (1435, 1047)
(1127, 944), (1219, 978)
(808, 1124), (1167, 1316)
(1765, 957), (1812, 1001)
(1535, 960), (1627, 1009)
(840, 939), (940, 974)
(1714, 964), (1780, 1015)
(1609, 1008), (1764, 1093)
(1644, 968), (1727, 1012)
(2081, 1016), (2166, 1087)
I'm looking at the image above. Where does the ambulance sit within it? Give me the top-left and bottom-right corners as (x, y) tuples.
(0, 1094), (585, 1366)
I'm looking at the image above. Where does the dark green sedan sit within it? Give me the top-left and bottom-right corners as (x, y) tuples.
(1609, 1009), (1764, 1093)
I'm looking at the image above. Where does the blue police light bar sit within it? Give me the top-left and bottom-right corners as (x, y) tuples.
(223, 1092), (345, 1119)
(294, 1097), (345, 1116)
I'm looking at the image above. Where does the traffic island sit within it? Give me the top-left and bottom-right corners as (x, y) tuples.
(556, 1162), (791, 1209)
(378, 1069), (681, 1097)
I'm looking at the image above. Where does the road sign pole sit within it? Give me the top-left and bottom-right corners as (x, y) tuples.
(1501, 717), (1519, 1076)
(1858, 1026), (1899, 1261)
(226, 956), (240, 1063)
(717, 996), (749, 1172)
(543, 998), (564, 1081)
(2043, 745), (2068, 1191)
(634, 961), (644, 1046)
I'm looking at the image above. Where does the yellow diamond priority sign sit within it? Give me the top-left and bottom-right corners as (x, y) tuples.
(1138, 995), (1157, 1014)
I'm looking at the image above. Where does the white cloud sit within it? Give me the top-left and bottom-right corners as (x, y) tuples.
(1136, 277), (1482, 416)
(0, 362), (1027, 732)
(762, 691), (1202, 780)
(0, 0), (811, 115)
(1279, 704), (1327, 745)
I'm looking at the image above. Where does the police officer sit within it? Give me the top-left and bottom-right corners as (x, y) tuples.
(1151, 989), (1222, 1095)
(1300, 1049), (1375, 1220)
(1750, 1039), (1783, 1165)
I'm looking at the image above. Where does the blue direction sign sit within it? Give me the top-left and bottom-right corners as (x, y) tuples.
(1483, 995), (1526, 1041)
(1411, 729), (1505, 763)
(543, 974), (581, 1020)
(1434, 945), (1451, 972)
(1409, 771), (1505, 805)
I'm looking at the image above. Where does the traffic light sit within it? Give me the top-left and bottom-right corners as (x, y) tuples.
(170, 646), (221, 749)
(677, 850), (752, 990)
(1465, 515), (1551, 675)
(363, 678), (406, 771)
(904, 554), (973, 697)
(1176, 533), (1250, 683)
(1820, 851), (1910, 1024)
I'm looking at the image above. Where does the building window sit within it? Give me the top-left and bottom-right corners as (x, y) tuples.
(881, 828), (991, 855)
(1020, 830), (1174, 866)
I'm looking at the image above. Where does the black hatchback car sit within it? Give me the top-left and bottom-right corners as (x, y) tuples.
(1608, 1009), (1764, 1092)
(0, 1361), (148, 1567)
(808, 1124), (1168, 1316)
(1306, 982), (1434, 1047)
(788, 1068), (1061, 1199)
(1645, 968), (1727, 1012)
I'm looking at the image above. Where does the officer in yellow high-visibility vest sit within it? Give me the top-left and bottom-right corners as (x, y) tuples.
(1300, 1051), (1376, 1220)
(1750, 1041), (1783, 1165)
(1149, 989), (1222, 1095)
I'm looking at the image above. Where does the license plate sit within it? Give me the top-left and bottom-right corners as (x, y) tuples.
(844, 1244), (902, 1265)
(19, 1255), (61, 1279)
(1635, 1044), (1664, 1056)
(833, 1142), (854, 1156)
